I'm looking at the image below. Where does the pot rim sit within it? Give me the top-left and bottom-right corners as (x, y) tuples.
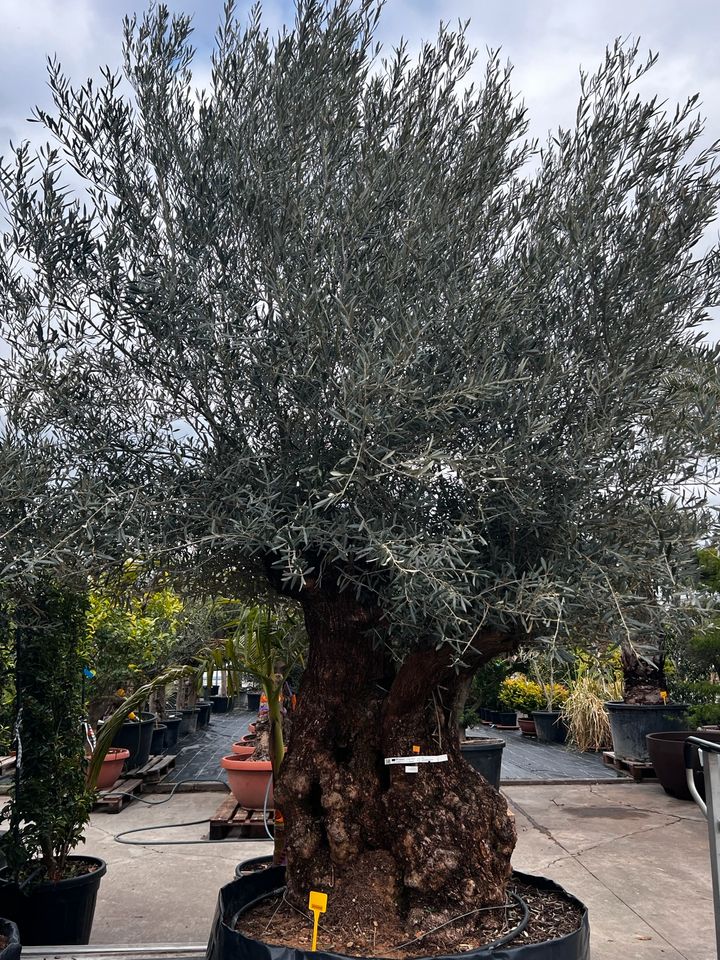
(605, 701), (688, 711)
(103, 747), (130, 761)
(221, 755), (272, 771)
(0, 856), (107, 891)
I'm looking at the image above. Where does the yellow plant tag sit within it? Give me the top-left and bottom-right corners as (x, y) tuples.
(412, 745), (420, 754)
(309, 891), (327, 951)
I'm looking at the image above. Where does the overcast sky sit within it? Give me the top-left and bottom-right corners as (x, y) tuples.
(1, 0), (719, 340)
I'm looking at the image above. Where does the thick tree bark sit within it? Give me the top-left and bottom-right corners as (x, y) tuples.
(621, 645), (667, 704)
(275, 594), (517, 938)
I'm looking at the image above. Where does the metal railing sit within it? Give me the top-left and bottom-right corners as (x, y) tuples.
(685, 736), (720, 959)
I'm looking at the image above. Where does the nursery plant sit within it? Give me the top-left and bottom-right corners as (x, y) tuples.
(0, 581), (95, 883)
(2, 0), (720, 948)
(499, 676), (545, 716)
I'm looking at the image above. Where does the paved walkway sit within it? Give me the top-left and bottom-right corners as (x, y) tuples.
(164, 707), (255, 784)
(79, 781), (715, 959)
(466, 724), (620, 783)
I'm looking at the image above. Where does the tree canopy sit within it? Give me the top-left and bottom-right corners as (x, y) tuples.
(1, 1), (719, 659)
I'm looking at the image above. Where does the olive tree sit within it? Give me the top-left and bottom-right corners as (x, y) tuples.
(2, 0), (720, 933)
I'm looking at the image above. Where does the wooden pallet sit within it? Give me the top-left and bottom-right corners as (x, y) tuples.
(0, 755), (16, 776)
(209, 795), (274, 840)
(124, 753), (177, 783)
(602, 751), (657, 782)
(94, 778), (144, 813)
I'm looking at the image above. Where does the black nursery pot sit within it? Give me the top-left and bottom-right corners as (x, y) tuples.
(495, 710), (518, 727)
(461, 738), (505, 789)
(207, 867), (590, 960)
(606, 702), (688, 762)
(179, 707), (200, 736)
(532, 711), (567, 745)
(0, 918), (20, 960)
(246, 691), (262, 713)
(197, 701), (213, 728)
(162, 715), (183, 749)
(110, 711), (156, 769)
(0, 857), (106, 946)
(234, 855), (274, 879)
(150, 723), (167, 756)
(211, 695), (233, 714)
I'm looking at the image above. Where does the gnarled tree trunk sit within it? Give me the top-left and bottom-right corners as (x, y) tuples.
(620, 645), (667, 704)
(275, 593), (517, 938)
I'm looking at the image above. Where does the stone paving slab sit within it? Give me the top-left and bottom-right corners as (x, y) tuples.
(466, 724), (621, 782)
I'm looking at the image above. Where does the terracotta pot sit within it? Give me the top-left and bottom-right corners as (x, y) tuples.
(96, 747), (130, 790)
(221, 755), (273, 809)
(518, 717), (537, 737)
(248, 722), (257, 734)
(240, 733), (256, 744)
(231, 742), (255, 758)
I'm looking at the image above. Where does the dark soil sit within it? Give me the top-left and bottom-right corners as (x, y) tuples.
(235, 876), (583, 958)
(7, 857), (99, 885)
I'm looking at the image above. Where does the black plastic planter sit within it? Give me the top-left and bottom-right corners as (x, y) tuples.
(495, 710), (518, 727)
(0, 918), (20, 960)
(461, 738), (505, 788)
(606, 702), (688, 762)
(179, 707), (200, 736)
(110, 711), (156, 769)
(197, 701), (213, 728)
(163, 715), (182, 749)
(150, 723), (167, 756)
(0, 857), (106, 946)
(207, 866), (589, 960)
(247, 691), (262, 713)
(532, 711), (567, 745)
(234, 855), (274, 879)
(646, 729), (720, 801)
(211, 696), (233, 714)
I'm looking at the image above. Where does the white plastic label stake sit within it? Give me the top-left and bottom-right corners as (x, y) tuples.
(384, 753), (448, 774)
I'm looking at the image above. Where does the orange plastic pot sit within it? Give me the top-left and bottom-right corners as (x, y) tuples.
(96, 747), (129, 790)
(221, 755), (273, 809)
(231, 742), (255, 758)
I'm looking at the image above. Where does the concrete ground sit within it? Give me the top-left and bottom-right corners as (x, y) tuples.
(79, 780), (715, 959)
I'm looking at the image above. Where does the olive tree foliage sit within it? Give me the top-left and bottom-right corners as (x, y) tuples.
(1, 0), (719, 660)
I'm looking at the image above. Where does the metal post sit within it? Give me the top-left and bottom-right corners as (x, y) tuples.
(685, 736), (720, 959)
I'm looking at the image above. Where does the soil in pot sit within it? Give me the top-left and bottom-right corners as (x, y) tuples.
(234, 855), (274, 879)
(606, 702), (688, 762)
(95, 747), (129, 790)
(532, 711), (567, 744)
(646, 729), (720, 801)
(211, 866), (588, 960)
(220, 755), (273, 808)
(231, 742), (255, 758)
(0, 856), (106, 946)
(110, 711), (155, 769)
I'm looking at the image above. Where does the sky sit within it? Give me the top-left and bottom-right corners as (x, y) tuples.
(1, 0), (719, 339)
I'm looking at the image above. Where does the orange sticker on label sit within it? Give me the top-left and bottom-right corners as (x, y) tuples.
(412, 745), (420, 754)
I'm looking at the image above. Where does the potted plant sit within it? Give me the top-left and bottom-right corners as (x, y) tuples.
(204, 604), (306, 860)
(561, 656), (620, 752)
(499, 675), (545, 735)
(605, 643), (688, 762)
(0, 582), (105, 946)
